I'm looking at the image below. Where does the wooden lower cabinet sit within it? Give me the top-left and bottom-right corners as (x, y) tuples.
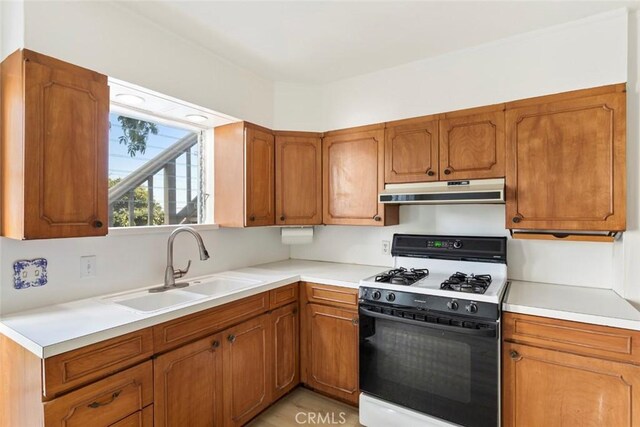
(111, 405), (153, 427)
(271, 303), (300, 401)
(223, 313), (272, 427)
(153, 333), (224, 427)
(302, 303), (359, 405)
(44, 361), (153, 427)
(503, 341), (640, 427)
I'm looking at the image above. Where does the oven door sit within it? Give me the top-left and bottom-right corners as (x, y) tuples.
(359, 305), (499, 427)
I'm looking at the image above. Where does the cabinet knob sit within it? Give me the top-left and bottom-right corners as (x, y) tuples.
(373, 215), (381, 222)
(444, 168), (452, 175)
(280, 215), (285, 221)
(249, 215), (256, 222)
(352, 318), (359, 326)
(211, 340), (220, 349)
(227, 334), (236, 343)
(93, 220), (103, 228)
(293, 308), (298, 315)
(426, 170), (435, 177)
(510, 350), (521, 360)
(512, 216), (522, 224)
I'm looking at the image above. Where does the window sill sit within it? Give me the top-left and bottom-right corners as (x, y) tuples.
(107, 223), (220, 237)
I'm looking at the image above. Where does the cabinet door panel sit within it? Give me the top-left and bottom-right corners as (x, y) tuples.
(271, 303), (299, 401)
(304, 304), (359, 405)
(153, 335), (223, 427)
(275, 134), (322, 225)
(385, 120), (439, 183)
(506, 92), (625, 231)
(323, 128), (390, 225)
(503, 342), (640, 427)
(439, 111), (504, 180)
(23, 57), (108, 238)
(223, 314), (272, 426)
(245, 126), (275, 226)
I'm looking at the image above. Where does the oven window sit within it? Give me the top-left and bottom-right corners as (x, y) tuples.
(360, 313), (498, 427)
(376, 326), (471, 403)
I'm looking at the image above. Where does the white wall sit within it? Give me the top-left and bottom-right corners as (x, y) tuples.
(0, 227), (289, 314)
(291, 9), (627, 292)
(19, 1), (275, 127)
(320, 9), (627, 130)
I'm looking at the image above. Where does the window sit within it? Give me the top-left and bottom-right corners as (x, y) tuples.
(108, 112), (204, 227)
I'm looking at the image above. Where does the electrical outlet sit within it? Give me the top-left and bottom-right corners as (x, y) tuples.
(81, 256), (96, 278)
(382, 240), (391, 255)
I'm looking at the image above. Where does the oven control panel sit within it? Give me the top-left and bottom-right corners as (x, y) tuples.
(425, 239), (463, 249)
(359, 287), (499, 320)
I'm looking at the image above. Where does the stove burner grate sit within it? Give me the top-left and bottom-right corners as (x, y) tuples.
(374, 267), (429, 286)
(440, 272), (492, 294)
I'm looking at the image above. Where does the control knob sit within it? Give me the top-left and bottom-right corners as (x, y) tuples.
(453, 240), (463, 249)
(386, 293), (396, 302)
(371, 290), (382, 300)
(447, 300), (459, 311)
(466, 303), (478, 314)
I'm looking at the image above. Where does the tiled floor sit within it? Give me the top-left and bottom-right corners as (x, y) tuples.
(247, 388), (362, 427)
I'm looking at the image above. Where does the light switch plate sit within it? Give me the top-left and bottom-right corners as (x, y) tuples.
(81, 256), (97, 278)
(13, 258), (48, 289)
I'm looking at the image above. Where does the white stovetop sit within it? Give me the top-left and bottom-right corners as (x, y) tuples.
(2, 258), (640, 359)
(360, 258), (509, 303)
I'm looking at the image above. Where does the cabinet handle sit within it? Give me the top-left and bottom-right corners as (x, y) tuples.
(93, 220), (103, 228)
(426, 170), (435, 177)
(211, 340), (220, 349)
(249, 215), (256, 222)
(352, 318), (359, 326)
(510, 350), (521, 360)
(88, 390), (122, 408)
(373, 215), (381, 222)
(512, 216), (522, 224)
(280, 215), (285, 221)
(228, 334), (236, 343)
(444, 168), (452, 175)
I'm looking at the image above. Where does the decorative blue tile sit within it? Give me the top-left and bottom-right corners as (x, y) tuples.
(13, 258), (48, 290)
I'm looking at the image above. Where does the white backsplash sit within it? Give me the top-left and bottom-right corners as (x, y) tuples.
(0, 227), (289, 315)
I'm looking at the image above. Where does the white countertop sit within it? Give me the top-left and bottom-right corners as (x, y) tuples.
(0, 259), (386, 358)
(503, 280), (640, 330)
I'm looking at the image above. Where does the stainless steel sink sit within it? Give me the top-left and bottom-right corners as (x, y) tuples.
(184, 277), (262, 297)
(105, 289), (206, 313)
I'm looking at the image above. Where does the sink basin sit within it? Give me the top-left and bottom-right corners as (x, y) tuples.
(184, 277), (262, 296)
(106, 290), (206, 313)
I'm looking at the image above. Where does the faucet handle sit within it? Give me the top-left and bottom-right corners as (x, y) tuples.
(174, 260), (192, 279)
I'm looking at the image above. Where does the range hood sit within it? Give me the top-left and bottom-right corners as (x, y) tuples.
(379, 178), (505, 205)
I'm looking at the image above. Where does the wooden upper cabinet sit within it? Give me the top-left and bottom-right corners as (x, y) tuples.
(214, 122), (274, 227)
(385, 118), (439, 183)
(1, 49), (109, 239)
(275, 132), (322, 225)
(323, 125), (399, 226)
(154, 334), (224, 427)
(246, 125), (275, 226)
(439, 107), (505, 180)
(505, 85), (626, 231)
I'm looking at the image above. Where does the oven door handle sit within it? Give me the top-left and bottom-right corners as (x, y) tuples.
(359, 306), (497, 338)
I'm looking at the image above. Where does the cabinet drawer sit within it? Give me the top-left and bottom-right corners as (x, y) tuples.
(44, 329), (153, 398)
(503, 312), (640, 365)
(269, 283), (299, 309)
(110, 405), (153, 427)
(44, 361), (153, 427)
(304, 282), (358, 309)
(153, 292), (269, 353)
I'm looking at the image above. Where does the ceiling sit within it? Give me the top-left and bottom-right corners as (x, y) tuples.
(118, 1), (637, 84)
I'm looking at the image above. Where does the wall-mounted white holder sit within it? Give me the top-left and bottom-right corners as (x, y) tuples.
(13, 258), (48, 289)
(281, 227), (314, 245)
